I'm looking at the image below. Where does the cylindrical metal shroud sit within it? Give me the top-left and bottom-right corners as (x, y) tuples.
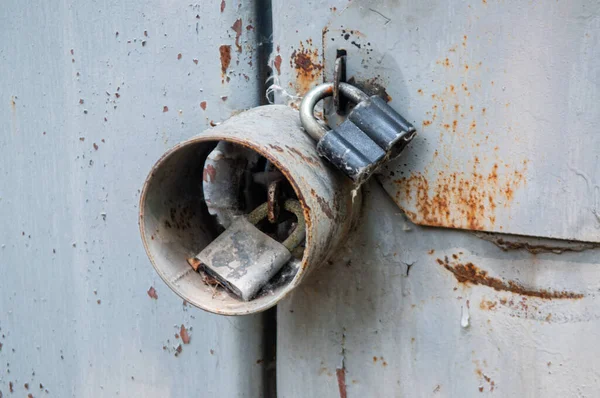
(139, 105), (361, 315)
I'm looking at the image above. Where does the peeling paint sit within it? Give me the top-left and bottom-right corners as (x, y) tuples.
(231, 19), (243, 53)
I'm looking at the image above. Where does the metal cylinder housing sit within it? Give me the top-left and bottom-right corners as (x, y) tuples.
(139, 105), (361, 315)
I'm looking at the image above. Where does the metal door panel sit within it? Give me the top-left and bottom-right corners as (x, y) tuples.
(277, 183), (600, 397)
(0, 0), (264, 396)
(322, 0), (600, 242)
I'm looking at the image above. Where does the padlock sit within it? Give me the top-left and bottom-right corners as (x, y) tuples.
(300, 82), (416, 185)
(188, 199), (305, 301)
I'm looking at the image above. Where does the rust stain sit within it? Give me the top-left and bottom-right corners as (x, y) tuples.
(336, 368), (347, 398)
(246, 24), (254, 31)
(475, 368), (495, 392)
(219, 45), (232, 76)
(200, 101), (207, 110)
(203, 164), (217, 182)
(147, 286), (158, 299)
(269, 144), (284, 152)
(231, 19), (243, 53)
(479, 299), (496, 310)
(177, 53), (182, 60)
(187, 257), (202, 271)
(274, 55), (282, 75)
(290, 41), (323, 96)
(180, 324), (190, 344)
(285, 145), (319, 166)
(394, 160), (526, 230)
(163, 106), (169, 112)
(439, 256), (584, 299)
(220, 0), (225, 12)
(311, 189), (334, 220)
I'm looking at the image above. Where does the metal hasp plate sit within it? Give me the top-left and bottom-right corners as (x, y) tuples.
(197, 217), (292, 301)
(323, 0), (600, 242)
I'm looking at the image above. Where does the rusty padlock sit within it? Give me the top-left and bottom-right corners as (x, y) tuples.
(188, 199), (305, 301)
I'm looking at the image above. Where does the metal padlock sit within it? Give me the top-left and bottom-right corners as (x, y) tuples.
(299, 82), (416, 185)
(189, 199), (305, 301)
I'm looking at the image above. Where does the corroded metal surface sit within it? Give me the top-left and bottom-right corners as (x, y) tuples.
(277, 182), (600, 397)
(0, 0), (264, 396)
(139, 106), (360, 315)
(272, 0), (600, 397)
(320, 0), (600, 242)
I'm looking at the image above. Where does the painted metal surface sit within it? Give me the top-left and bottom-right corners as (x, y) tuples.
(320, 0), (600, 242)
(278, 182), (600, 397)
(272, 0), (600, 396)
(139, 106), (361, 315)
(0, 0), (265, 396)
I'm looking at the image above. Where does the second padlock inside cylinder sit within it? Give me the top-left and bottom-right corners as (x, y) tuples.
(188, 142), (306, 302)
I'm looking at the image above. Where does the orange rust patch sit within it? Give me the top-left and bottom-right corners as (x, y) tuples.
(200, 101), (207, 110)
(479, 299), (496, 310)
(180, 324), (190, 344)
(219, 45), (231, 75)
(290, 41), (323, 96)
(274, 54), (282, 75)
(220, 0), (225, 12)
(393, 159), (526, 230)
(231, 19), (242, 53)
(438, 256), (583, 299)
(147, 286), (158, 299)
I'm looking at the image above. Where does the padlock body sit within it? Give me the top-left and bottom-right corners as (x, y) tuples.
(197, 217), (292, 301)
(317, 96), (415, 184)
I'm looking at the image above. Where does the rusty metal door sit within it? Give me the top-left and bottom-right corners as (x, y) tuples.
(271, 0), (600, 397)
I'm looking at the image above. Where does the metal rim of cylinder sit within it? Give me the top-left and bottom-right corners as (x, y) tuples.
(138, 105), (360, 315)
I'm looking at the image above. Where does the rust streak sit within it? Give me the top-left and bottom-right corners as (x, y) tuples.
(311, 188), (334, 220)
(336, 368), (347, 398)
(285, 145), (319, 166)
(438, 256), (583, 299)
(220, 0), (225, 12)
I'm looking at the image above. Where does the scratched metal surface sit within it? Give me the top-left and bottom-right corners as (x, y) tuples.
(0, 0), (264, 396)
(321, 0), (600, 242)
(273, 0), (600, 396)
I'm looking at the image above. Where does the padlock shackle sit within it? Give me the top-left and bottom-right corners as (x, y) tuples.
(247, 199), (306, 251)
(300, 82), (369, 141)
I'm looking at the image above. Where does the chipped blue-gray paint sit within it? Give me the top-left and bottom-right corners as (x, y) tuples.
(0, 0), (263, 396)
